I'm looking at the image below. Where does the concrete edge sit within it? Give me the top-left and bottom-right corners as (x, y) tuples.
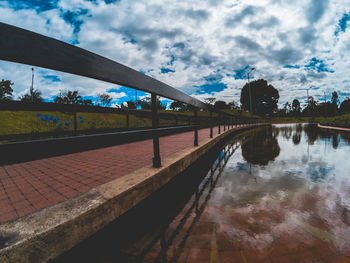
(0, 124), (266, 262)
(317, 123), (350, 132)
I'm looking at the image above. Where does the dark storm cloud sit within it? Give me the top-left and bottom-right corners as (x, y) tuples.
(300, 74), (307, 84)
(305, 0), (329, 24)
(113, 25), (183, 52)
(298, 26), (317, 45)
(233, 36), (262, 51)
(199, 53), (216, 65)
(173, 42), (185, 50)
(185, 9), (210, 21)
(307, 71), (326, 79)
(225, 5), (263, 27)
(248, 16), (280, 30)
(268, 47), (303, 65)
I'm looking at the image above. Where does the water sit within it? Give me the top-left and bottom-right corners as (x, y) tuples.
(54, 124), (350, 263)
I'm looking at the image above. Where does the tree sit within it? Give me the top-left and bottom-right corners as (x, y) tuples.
(331, 91), (339, 105)
(214, 100), (229, 110)
(0, 79), (14, 102)
(340, 98), (350, 114)
(137, 97), (166, 110)
(283, 102), (291, 115)
(330, 91), (339, 116)
(121, 100), (137, 109)
(228, 101), (236, 110)
(54, 90), (82, 104)
(81, 99), (93, 106)
(240, 79), (279, 116)
(98, 93), (112, 107)
(170, 101), (186, 111)
(292, 99), (301, 115)
(20, 87), (43, 103)
(137, 97), (151, 110)
(302, 96), (318, 116)
(204, 97), (216, 105)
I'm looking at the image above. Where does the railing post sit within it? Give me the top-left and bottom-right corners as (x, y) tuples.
(126, 110), (130, 129)
(175, 114), (178, 125)
(73, 111), (77, 135)
(218, 115), (221, 134)
(210, 111), (213, 138)
(223, 116), (226, 131)
(194, 108), (198, 146)
(152, 93), (161, 168)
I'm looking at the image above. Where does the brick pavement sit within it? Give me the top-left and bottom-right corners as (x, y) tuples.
(0, 125), (240, 223)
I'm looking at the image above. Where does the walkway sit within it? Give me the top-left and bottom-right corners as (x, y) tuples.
(0, 125), (239, 223)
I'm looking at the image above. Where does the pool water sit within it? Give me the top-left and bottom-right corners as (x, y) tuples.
(54, 124), (350, 263)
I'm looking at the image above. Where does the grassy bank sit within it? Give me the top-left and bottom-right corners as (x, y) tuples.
(0, 108), (256, 138)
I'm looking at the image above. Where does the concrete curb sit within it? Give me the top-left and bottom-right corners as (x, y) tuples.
(0, 124), (266, 262)
(317, 124), (350, 132)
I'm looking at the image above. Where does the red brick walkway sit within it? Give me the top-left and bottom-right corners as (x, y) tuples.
(0, 125), (240, 223)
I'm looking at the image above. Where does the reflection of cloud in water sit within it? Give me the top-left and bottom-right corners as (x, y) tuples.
(204, 124), (350, 252)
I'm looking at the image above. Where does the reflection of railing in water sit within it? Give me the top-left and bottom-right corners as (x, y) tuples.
(143, 141), (239, 263)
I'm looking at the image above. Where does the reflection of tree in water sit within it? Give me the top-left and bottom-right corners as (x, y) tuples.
(304, 124), (347, 149)
(279, 126), (293, 140)
(332, 134), (340, 149)
(341, 132), (350, 144)
(241, 126), (280, 165)
(303, 124), (319, 144)
(292, 124), (303, 145)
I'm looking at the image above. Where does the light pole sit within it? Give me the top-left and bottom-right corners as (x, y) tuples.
(31, 68), (34, 89)
(31, 68), (34, 102)
(247, 67), (255, 114)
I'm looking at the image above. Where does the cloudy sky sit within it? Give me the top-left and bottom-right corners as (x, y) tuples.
(0, 0), (350, 107)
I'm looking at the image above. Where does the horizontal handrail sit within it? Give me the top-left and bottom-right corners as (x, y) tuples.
(0, 101), (253, 119)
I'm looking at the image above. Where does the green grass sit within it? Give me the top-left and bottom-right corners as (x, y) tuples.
(0, 108), (259, 142)
(0, 111), (153, 136)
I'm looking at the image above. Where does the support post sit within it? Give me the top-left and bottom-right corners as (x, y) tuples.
(73, 111), (77, 135)
(152, 93), (161, 168)
(194, 108), (198, 146)
(126, 110), (130, 129)
(210, 111), (213, 138)
(223, 116), (226, 131)
(218, 115), (221, 134)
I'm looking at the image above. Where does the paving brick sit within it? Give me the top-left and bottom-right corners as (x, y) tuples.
(0, 126), (239, 223)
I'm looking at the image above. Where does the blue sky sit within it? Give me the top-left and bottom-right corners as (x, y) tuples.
(0, 0), (350, 107)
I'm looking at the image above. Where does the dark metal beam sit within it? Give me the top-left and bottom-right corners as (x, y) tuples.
(0, 22), (210, 110)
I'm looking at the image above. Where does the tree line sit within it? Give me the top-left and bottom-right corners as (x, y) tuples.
(1, 78), (350, 116)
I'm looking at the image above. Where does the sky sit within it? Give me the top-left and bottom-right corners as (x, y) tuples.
(0, 0), (350, 108)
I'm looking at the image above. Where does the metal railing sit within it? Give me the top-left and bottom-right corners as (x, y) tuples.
(0, 22), (260, 167)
